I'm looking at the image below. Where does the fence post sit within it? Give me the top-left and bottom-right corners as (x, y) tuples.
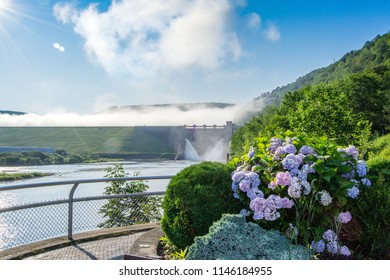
(68, 183), (79, 240)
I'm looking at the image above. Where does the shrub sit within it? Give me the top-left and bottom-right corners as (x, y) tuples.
(349, 158), (390, 259)
(161, 162), (242, 249)
(186, 214), (313, 260)
(365, 134), (390, 160)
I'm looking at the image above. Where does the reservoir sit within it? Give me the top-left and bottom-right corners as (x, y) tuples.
(0, 160), (196, 203)
(0, 160), (198, 249)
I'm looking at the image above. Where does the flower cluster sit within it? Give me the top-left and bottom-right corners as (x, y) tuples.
(317, 190), (332, 206)
(337, 211), (352, 224)
(232, 167), (294, 221)
(231, 134), (371, 258)
(267, 140), (317, 201)
(338, 146), (371, 199)
(312, 229), (351, 256)
(232, 168), (262, 200)
(249, 195), (294, 221)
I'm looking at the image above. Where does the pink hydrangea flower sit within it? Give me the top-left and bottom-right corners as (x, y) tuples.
(276, 171), (292, 186)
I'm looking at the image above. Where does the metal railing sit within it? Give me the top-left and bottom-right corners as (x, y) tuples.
(0, 176), (171, 250)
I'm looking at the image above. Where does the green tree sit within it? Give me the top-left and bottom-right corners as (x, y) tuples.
(98, 164), (162, 228)
(341, 72), (389, 134)
(286, 84), (371, 147)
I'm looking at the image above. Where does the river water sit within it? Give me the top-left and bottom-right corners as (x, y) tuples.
(0, 160), (198, 250)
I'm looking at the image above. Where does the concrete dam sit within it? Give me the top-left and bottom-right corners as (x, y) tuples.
(133, 121), (237, 160)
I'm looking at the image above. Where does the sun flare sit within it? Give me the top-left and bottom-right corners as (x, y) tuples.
(0, 0), (12, 27)
(0, 0), (12, 14)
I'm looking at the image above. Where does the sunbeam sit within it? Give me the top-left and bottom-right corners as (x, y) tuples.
(0, 0), (12, 31)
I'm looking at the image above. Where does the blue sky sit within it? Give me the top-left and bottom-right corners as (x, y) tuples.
(1, 0), (390, 116)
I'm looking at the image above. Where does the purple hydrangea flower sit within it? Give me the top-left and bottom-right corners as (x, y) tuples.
(301, 180), (312, 195)
(337, 211), (352, 224)
(340, 246), (351, 256)
(287, 178), (302, 199)
(253, 211), (264, 220)
(311, 240), (326, 253)
(273, 146), (286, 160)
(356, 160), (368, 177)
(239, 179), (251, 192)
(347, 186), (360, 199)
(298, 164), (315, 181)
(248, 147), (255, 158)
(247, 187), (264, 200)
(277, 197), (294, 208)
(249, 195), (292, 221)
(247, 172), (261, 188)
(263, 207), (280, 221)
(283, 144), (297, 154)
(297, 170), (308, 181)
(338, 146), (359, 160)
(231, 182), (238, 192)
(239, 209), (250, 217)
(282, 157), (297, 170)
(361, 178), (371, 187)
(250, 197), (266, 213)
(327, 241), (339, 254)
(267, 137), (283, 154)
(323, 229), (337, 242)
(282, 154), (303, 171)
(289, 168), (299, 176)
(299, 145), (315, 155)
(341, 171), (355, 180)
(318, 190), (332, 206)
(276, 171), (292, 186)
(231, 170), (245, 183)
(346, 146), (359, 160)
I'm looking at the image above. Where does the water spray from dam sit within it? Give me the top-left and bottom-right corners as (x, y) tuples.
(184, 138), (225, 161)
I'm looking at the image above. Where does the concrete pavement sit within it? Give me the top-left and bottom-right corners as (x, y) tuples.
(0, 223), (164, 260)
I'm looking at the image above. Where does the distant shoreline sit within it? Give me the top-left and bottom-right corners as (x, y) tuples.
(0, 151), (182, 168)
(0, 172), (54, 182)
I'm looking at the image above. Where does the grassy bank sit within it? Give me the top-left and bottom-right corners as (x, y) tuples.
(0, 172), (53, 182)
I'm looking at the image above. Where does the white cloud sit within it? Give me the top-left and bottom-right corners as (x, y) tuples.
(264, 23), (281, 42)
(248, 12), (261, 29)
(53, 2), (77, 24)
(53, 0), (242, 77)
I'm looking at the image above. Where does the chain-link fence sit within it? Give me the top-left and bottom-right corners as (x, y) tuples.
(0, 176), (168, 250)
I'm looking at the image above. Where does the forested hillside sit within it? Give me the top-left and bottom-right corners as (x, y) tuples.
(232, 32), (390, 158)
(257, 32), (390, 104)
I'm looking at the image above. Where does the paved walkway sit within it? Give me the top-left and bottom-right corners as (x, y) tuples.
(0, 223), (163, 260)
(24, 232), (145, 260)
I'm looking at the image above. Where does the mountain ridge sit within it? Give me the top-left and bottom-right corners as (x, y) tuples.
(97, 102), (236, 114)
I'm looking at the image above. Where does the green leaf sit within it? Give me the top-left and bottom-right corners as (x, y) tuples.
(336, 195), (348, 207)
(326, 158), (342, 167)
(322, 175), (331, 183)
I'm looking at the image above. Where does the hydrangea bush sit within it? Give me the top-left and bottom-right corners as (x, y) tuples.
(231, 132), (371, 257)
